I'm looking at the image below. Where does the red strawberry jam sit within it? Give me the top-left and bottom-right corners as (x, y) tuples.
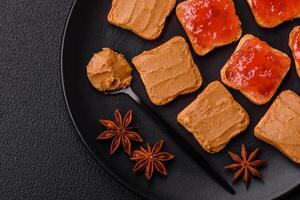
(224, 36), (290, 100)
(177, 0), (241, 55)
(291, 30), (300, 62)
(251, 0), (300, 27)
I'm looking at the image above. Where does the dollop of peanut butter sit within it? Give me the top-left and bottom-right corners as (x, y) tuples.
(87, 48), (132, 91)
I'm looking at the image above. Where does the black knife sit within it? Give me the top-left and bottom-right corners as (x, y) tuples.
(105, 87), (235, 195)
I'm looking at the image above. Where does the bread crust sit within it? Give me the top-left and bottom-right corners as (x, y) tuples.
(221, 34), (291, 105)
(176, 0), (242, 56)
(246, 0), (300, 28)
(289, 26), (300, 79)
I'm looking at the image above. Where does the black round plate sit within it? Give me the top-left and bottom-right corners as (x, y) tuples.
(61, 0), (300, 199)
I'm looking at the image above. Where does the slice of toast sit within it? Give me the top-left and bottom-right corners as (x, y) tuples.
(177, 81), (249, 153)
(289, 26), (300, 79)
(246, 0), (300, 28)
(221, 34), (291, 105)
(132, 36), (202, 106)
(107, 0), (176, 40)
(176, 0), (242, 56)
(254, 90), (300, 164)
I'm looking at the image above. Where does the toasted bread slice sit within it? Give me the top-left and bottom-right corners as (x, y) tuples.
(289, 26), (300, 79)
(132, 36), (202, 106)
(246, 0), (300, 28)
(177, 81), (249, 153)
(107, 0), (176, 40)
(176, 0), (242, 56)
(254, 90), (300, 164)
(221, 34), (291, 105)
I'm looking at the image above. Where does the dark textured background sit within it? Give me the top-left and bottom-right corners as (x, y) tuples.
(0, 0), (299, 199)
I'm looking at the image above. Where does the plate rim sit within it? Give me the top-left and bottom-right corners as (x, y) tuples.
(59, 0), (299, 199)
(60, 0), (153, 199)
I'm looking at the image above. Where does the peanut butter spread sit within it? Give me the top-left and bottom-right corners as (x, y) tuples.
(87, 48), (132, 91)
(132, 36), (202, 106)
(255, 90), (300, 164)
(177, 81), (249, 153)
(107, 0), (176, 40)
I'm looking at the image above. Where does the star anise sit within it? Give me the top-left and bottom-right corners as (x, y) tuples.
(224, 144), (266, 187)
(97, 109), (143, 155)
(130, 140), (174, 180)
